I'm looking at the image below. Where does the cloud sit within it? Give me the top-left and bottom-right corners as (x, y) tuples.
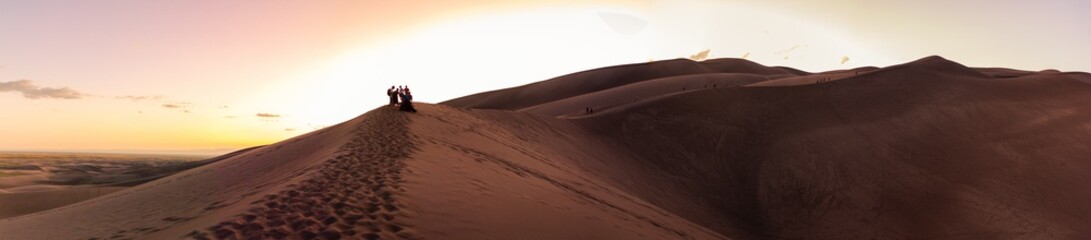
(256, 113), (281, 118)
(742, 52), (751, 59)
(161, 102), (192, 110)
(284, 128), (295, 131)
(0, 79), (83, 99)
(223, 115), (237, 119)
(689, 49), (710, 61)
(841, 56), (850, 64)
(116, 95), (163, 101)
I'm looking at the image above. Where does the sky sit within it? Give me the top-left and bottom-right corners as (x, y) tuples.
(1, 0), (1088, 155)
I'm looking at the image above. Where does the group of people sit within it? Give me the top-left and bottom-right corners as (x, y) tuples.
(387, 85), (417, 112)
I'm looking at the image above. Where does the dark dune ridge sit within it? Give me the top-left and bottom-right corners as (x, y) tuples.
(445, 56), (1091, 238)
(443, 58), (807, 110)
(2, 56), (1090, 239)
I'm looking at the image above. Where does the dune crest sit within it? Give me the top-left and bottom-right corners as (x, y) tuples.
(3, 56), (1091, 239)
(0, 109), (408, 239)
(442, 57), (804, 110)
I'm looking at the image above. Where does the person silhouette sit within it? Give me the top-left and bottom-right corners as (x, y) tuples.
(387, 86), (399, 108)
(399, 86), (417, 112)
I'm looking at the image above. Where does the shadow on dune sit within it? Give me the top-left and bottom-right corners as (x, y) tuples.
(445, 56), (1091, 239)
(4, 56), (1091, 239)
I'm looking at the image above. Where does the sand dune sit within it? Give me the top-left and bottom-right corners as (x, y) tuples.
(453, 55), (1091, 238)
(520, 73), (772, 117)
(0, 186), (126, 219)
(0, 152), (234, 220)
(404, 105), (725, 239)
(697, 58), (809, 76)
(0, 105), (723, 239)
(572, 58), (1091, 238)
(747, 67), (879, 87)
(3, 56), (1090, 239)
(443, 58), (805, 110)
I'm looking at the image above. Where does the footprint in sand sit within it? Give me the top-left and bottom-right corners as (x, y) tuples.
(187, 109), (416, 240)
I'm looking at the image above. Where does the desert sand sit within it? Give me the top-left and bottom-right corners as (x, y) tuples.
(0, 152), (234, 220)
(2, 56), (1091, 239)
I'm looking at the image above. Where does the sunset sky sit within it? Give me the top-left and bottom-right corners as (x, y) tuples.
(2, 0), (1088, 155)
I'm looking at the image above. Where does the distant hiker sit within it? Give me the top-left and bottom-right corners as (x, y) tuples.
(399, 86), (417, 113)
(387, 86), (399, 108)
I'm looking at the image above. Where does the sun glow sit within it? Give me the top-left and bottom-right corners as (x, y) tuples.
(1, 2), (879, 154)
(267, 3), (879, 130)
(277, 7), (655, 127)
(5, 1), (1084, 154)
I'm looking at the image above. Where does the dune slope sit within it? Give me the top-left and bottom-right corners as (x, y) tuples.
(3, 56), (1090, 239)
(0, 109), (403, 239)
(0, 104), (726, 239)
(448, 56), (1091, 238)
(520, 73), (772, 117)
(402, 105), (725, 239)
(442, 58), (803, 110)
(0, 151), (246, 220)
(570, 56), (1091, 238)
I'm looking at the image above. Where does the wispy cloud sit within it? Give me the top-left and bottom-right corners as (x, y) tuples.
(116, 95), (163, 101)
(689, 49), (710, 61)
(284, 128), (295, 131)
(256, 113), (281, 118)
(160, 101), (192, 109)
(841, 56), (850, 64)
(0, 79), (83, 99)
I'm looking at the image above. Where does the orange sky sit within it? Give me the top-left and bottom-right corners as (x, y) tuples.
(1, 0), (1088, 155)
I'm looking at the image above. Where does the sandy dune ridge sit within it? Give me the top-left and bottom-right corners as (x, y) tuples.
(190, 107), (414, 239)
(2, 56), (1091, 239)
(446, 56), (1091, 239)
